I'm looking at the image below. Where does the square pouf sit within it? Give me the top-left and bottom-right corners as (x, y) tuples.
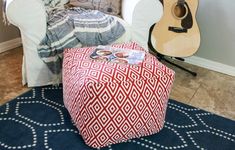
(63, 42), (175, 148)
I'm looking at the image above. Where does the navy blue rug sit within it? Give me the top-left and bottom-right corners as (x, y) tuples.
(0, 85), (234, 150)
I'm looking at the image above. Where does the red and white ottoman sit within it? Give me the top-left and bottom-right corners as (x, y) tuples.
(63, 42), (175, 148)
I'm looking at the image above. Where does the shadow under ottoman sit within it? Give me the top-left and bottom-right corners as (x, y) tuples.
(62, 42), (175, 148)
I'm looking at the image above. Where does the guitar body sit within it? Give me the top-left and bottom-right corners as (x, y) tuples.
(151, 0), (200, 57)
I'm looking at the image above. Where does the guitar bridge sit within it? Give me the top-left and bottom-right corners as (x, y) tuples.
(168, 26), (187, 33)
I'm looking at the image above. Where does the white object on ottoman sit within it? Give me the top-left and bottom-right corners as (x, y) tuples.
(63, 42), (175, 148)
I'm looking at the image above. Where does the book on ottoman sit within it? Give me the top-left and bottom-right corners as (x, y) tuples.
(90, 45), (145, 65)
(63, 42), (175, 148)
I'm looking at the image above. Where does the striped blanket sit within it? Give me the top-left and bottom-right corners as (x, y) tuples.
(37, 7), (125, 75)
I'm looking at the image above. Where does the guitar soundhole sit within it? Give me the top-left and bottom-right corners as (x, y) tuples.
(174, 4), (187, 19)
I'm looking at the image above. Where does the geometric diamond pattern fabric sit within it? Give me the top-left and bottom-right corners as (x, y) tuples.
(63, 42), (175, 148)
(0, 86), (234, 150)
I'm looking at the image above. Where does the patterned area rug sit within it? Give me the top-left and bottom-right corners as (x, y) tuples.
(0, 85), (234, 150)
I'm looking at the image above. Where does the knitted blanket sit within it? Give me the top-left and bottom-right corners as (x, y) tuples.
(37, 7), (125, 75)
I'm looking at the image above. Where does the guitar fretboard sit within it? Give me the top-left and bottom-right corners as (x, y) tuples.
(178, 0), (185, 5)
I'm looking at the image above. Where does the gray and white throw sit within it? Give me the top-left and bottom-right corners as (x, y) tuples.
(37, 7), (125, 75)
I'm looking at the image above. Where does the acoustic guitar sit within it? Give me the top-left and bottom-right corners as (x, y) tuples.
(151, 0), (200, 57)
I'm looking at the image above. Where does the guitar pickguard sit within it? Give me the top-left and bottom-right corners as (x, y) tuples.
(181, 2), (193, 29)
(161, 0), (193, 29)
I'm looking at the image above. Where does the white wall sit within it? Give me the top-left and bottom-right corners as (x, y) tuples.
(195, 0), (235, 67)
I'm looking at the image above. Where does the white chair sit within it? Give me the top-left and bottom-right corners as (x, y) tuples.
(6, 0), (163, 87)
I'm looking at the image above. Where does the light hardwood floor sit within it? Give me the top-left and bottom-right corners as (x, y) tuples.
(0, 47), (234, 120)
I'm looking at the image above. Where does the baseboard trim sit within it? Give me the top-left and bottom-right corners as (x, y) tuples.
(0, 38), (22, 53)
(184, 56), (235, 77)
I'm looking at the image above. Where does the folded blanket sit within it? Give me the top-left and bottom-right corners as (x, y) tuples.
(37, 7), (125, 75)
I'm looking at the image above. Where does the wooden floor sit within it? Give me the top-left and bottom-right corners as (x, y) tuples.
(0, 47), (235, 120)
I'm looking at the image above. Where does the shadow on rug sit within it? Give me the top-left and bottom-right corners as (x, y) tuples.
(0, 85), (234, 150)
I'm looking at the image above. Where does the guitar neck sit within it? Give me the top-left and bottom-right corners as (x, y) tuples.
(178, 0), (185, 5)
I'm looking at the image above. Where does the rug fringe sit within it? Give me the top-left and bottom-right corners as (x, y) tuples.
(52, 73), (62, 86)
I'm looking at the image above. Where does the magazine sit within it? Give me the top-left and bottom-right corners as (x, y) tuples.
(90, 45), (145, 65)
